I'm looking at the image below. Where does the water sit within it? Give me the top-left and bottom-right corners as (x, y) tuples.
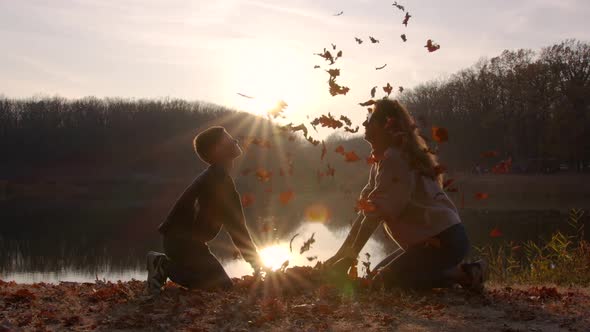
(1, 221), (393, 284)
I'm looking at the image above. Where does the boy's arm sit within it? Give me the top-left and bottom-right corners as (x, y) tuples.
(221, 178), (261, 269)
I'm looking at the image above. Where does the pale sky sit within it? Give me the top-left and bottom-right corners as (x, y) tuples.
(1, 0), (589, 135)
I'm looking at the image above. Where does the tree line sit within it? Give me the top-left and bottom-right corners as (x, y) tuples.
(399, 39), (590, 172)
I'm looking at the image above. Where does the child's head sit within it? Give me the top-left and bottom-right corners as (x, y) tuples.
(193, 126), (242, 165)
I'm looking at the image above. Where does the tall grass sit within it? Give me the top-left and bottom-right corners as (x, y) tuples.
(475, 208), (589, 285)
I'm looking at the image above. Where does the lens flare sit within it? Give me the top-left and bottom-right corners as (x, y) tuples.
(259, 244), (291, 271)
(304, 204), (331, 223)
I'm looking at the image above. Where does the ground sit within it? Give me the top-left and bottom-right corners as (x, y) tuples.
(1, 275), (589, 332)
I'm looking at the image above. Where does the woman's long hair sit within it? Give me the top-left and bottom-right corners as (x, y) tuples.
(370, 99), (444, 189)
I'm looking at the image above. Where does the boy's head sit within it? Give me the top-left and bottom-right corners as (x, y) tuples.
(194, 126), (242, 165)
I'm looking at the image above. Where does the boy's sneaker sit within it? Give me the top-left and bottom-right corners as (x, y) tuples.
(146, 251), (168, 294)
(461, 259), (488, 293)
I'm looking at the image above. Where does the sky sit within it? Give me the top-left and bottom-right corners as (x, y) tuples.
(1, 0), (589, 135)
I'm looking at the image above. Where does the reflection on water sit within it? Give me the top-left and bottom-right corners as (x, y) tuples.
(2, 221), (396, 284)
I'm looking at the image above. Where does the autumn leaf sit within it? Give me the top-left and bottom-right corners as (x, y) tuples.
(289, 233), (299, 253)
(359, 99), (376, 107)
(315, 48), (335, 65)
(326, 68), (340, 78)
(489, 227), (502, 238)
(355, 37), (363, 44)
(326, 163), (335, 177)
(321, 141), (327, 160)
(267, 100), (288, 119)
(328, 77), (350, 96)
(237, 92), (254, 99)
(402, 12), (411, 26)
(314, 65), (320, 69)
(256, 168), (273, 182)
(331, 43), (336, 50)
(431, 126), (449, 143)
(340, 115), (352, 126)
(311, 113), (344, 129)
(399, 86), (404, 93)
(370, 86), (378, 98)
(344, 126), (359, 133)
(344, 150), (360, 162)
(333, 10), (343, 16)
(376, 64), (387, 70)
(369, 36), (379, 43)
(241, 193), (255, 207)
(401, 34), (407, 42)
(366, 155), (378, 165)
(334, 145), (345, 154)
(300, 233), (316, 254)
(383, 83), (393, 96)
(279, 190), (295, 205)
(307, 256), (318, 262)
(336, 50), (343, 58)
(280, 123), (309, 138)
(392, 1), (405, 11)
(475, 192), (489, 200)
(306, 135), (320, 146)
(425, 39), (441, 52)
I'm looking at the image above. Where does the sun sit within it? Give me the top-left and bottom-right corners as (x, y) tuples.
(259, 244), (291, 271)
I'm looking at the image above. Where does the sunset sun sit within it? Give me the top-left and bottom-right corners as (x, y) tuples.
(259, 244), (291, 271)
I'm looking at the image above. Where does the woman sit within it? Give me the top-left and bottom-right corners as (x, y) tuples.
(324, 99), (487, 291)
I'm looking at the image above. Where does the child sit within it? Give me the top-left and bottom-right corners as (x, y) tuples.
(146, 126), (262, 293)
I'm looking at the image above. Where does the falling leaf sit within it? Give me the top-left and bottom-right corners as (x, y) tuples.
(300, 233), (316, 254)
(256, 168), (273, 182)
(344, 151), (360, 162)
(431, 126), (449, 143)
(336, 50), (343, 58)
(289, 233), (300, 253)
(425, 39), (441, 52)
(237, 92), (254, 99)
(489, 227), (502, 238)
(279, 190), (295, 205)
(311, 113), (344, 129)
(307, 256), (318, 262)
(326, 163), (335, 177)
(370, 86), (378, 98)
(402, 12), (411, 26)
(315, 48), (335, 65)
(398, 86), (404, 93)
(321, 141), (327, 160)
(280, 123), (309, 138)
(241, 193), (255, 207)
(359, 99), (376, 107)
(306, 135), (320, 146)
(401, 34), (407, 42)
(355, 37), (363, 44)
(331, 43), (336, 50)
(376, 64), (387, 70)
(314, 65), (320, 69)
(333, 10), (343, 16)
(366, 155), (378, 165)
(392, 1), (405, 11)
(335, 145), (345, 154)
(328, 77), (350, 96)
(344, 126), (359, 133)
(475, 192), (489, 200)
(340, 115), (352, 126)
(383, 83), (393, 96)
(369, 36), (379, 43)
(326, 68), (340, 78)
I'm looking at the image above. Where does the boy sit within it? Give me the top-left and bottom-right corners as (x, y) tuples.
(146, 126), (262, 293)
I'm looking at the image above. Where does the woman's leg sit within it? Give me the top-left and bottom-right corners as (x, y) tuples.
(373, 223), (470, 289)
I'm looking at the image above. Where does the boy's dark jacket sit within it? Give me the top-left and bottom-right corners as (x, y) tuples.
(158, 164), (258, 265)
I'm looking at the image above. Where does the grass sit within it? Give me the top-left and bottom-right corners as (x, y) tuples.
(475, 208), (590, 286)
